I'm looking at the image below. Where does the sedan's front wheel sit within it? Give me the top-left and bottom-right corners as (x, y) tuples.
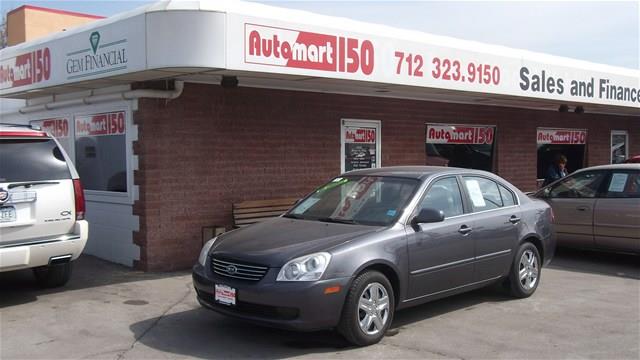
(338, 270), (394, 346)
(507, 242), (541, 298)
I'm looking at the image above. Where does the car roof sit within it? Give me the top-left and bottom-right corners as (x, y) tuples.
(0, 124), (48, 137)
(343, 166), (494, 180)
(574, 164), (640, 172)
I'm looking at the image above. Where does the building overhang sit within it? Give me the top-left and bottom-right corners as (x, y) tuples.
(1, 0), (638, 116)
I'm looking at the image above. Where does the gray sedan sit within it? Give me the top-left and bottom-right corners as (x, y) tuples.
(193, 166), (555, 346)
(534, 163), (640, 254)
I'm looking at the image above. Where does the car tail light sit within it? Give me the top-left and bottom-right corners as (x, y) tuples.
(73, 179), (85, 220)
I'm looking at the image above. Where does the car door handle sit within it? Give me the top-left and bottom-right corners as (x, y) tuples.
(509, 215), (521, 224)
(576, 206), (589, 211)
(458, 225), (472, 235)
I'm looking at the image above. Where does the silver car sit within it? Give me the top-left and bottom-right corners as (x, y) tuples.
(193, 166), (555, 346)
(534, 164), (640, 254)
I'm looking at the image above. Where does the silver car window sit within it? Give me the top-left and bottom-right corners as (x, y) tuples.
(549, 171), (606, 198)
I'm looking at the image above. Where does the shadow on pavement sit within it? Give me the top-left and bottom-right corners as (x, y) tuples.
(130, 285), (511, 359)
(548, 247), (639, 280)
(0, 255), (188, 308)
(130, 308), (352, 359)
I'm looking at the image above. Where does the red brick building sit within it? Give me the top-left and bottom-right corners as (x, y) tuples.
(1, 1), (638, 270)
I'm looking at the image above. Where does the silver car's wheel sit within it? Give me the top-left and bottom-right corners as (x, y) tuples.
(338, 271), (395, 346)
(357, 282), (390, 336)
(518, 249), (539, 290)
(508, 242), (541, 298)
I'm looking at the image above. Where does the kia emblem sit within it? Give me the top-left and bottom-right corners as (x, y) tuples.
(226, 265), (237, 275)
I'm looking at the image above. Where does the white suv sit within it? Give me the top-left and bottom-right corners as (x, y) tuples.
(0, 124), (88, 287)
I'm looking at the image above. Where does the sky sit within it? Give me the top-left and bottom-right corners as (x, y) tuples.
(0, 0), (638, 69)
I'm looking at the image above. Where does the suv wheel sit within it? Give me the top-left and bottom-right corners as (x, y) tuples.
(507, 242), (541, 298)
(338, 270), (394, 346)
(33, 262), (73, 288)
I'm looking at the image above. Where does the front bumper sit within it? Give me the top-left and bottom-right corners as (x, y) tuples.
(0, 220), (88, 272)
(192, 263), (352, 331)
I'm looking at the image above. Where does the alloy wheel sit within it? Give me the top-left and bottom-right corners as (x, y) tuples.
(357, 282), (390, 335)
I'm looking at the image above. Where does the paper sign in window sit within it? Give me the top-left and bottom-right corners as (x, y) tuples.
(608, 173), (628, 192)
(465, 179), (486, 207)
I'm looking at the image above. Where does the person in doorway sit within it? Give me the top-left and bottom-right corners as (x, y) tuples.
(543, 154), (568, 186)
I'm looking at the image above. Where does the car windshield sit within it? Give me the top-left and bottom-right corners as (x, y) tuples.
(286, 175), (419, 226)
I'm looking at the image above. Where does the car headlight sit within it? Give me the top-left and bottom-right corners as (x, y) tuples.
(197, 237), (218, 266)
(276, 252), (331, 281)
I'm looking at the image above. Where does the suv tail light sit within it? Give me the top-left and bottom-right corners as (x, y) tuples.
(73, 179), (85, 220)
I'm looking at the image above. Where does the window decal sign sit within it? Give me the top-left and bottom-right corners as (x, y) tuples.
(536, 128), (587, 144)
(75, 111), (126, 137)
(344, 126), (377, 171)
(39, 118), (70, 138)
(426, 124), (495, 144)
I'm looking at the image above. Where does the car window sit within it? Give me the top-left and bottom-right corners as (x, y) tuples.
(603, 171), (640, 198)
(418, 177), (464, 218)
(0, 138), (71, 183)
(463, 176), (503, 212)
(549, 171), (606, 198)
(499, 184), (517, 206)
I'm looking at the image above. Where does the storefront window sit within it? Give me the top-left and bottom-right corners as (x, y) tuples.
(611, 131), (628, 164)
(30, 117), (73, 157)
(425, 124), (496, 171)
(74, 111), (127, 192)
(536, 128), (587, 182)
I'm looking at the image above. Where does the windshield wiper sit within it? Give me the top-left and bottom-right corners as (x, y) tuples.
(317, 217), (360, 225)
(8, 181), (60, 189)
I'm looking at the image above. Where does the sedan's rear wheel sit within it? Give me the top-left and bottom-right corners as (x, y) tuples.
(338, 271), (394, 346)
(507, 242), (541, 298)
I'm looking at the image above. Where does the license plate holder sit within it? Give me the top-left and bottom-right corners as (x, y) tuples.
(0, 206), (16, 223)
(214, 284), (236, 306)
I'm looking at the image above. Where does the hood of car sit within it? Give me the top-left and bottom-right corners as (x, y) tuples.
(210, 217), (382, 267)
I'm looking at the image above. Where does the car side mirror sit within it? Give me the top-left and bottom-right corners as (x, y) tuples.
(411, 208), (445, 229)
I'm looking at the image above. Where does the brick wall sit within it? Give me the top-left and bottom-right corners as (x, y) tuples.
(132, 83), (639, 271)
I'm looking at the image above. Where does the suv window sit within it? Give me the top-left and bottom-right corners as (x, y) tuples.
(463, 176), (503, 211)
(603, 171), (640, 198)
(419, 177), (464, 218)
(0, 138), (71, 182)
(548, 171), (606, 198)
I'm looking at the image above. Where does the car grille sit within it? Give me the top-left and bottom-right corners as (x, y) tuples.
(211, 257), (268, 281)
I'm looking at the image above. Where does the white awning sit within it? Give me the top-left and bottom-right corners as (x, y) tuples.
(1, 0), (638, 115)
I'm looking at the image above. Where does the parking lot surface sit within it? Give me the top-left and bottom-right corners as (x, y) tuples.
(1, 248), (638, 359)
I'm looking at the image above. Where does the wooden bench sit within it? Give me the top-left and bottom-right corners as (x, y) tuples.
(232, 198), (299, 227)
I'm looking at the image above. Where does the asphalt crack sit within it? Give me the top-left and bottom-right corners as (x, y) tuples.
(382, 340), (465, 360)
(115, 281), (193, 360)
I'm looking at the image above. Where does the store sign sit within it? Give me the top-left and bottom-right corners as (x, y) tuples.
(228, 14), (639, 109)
(40, 118), (70, 138)
(65, 31), (128, 80)
(0, 48), (51, 90)
(426, 124), (495, 144)
(0, 15), (145, 93)
(246, 24), (374, 75)
(536, 128), (587, 145)
(75, 111), (126, 137)
(342, 120), (380, 173)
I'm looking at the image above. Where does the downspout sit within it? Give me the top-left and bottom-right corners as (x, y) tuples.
(17, 81), (184, 114)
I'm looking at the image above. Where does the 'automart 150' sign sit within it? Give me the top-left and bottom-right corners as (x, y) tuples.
(229, 14), (639, 108)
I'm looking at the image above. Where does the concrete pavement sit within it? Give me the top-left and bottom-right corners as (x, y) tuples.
(1, 248), (638, 359)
